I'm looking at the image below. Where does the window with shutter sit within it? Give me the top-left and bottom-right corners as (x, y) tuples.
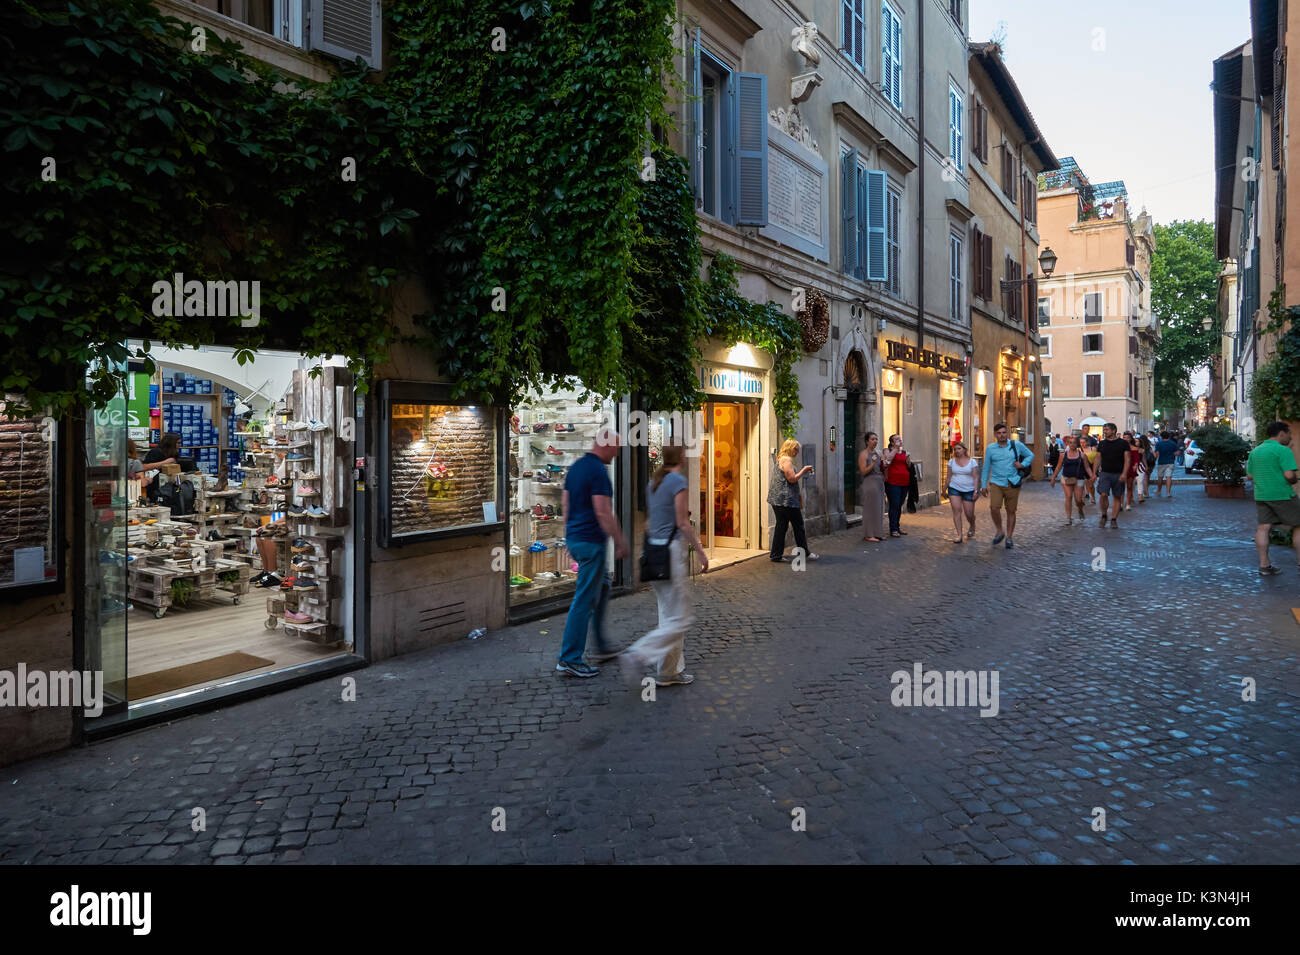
(1037, 295), (1050, 327)
(971, 227), (982, 298)
(1085, 374), (1102, 398)
(1084, 292), (1102, 323)
(1274, 47), (1285, 169)
(1004, 255), (1012, 317)
(865, 170), (888, 282)
(1026, 275), (1037, 329)
(1129, 334), (1137, 355)
(882, 4), (903, 110)
(950, 234), (963, 322)
(1083, 333), (1103, 354)
(843, 0), (866, 72)
(981, 233), (993, 300)
(1041, 374), (1051, 398)
(841, 148), (859, 276)
(734, 73), (768, 226)
(309, 0), (382, 69)
(886, 187), (901, 293)
(949, 84), (963, 171)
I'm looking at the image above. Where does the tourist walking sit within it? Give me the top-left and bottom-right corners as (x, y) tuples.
(857, 431), (885, 543)
(556, 430), (627, 678)
(769, 438), (819, 562)
(1247, 421), (1300, 576)
(979, 423), (1033, 549)
(1138, 434), (1155, 502)
(1122, 431), (1142, 510)
(1094, 423), (1131, 528)
(1050, 434), (1093, 524)
(946, 441), (980, 543)
(621, 445), (706, 687)
(1154, 430), (1179, 497)
(883, 435), (911, 538)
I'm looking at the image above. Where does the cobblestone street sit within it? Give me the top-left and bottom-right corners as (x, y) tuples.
(2, 481), (1297, 865)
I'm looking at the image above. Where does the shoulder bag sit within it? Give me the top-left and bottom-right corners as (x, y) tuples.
(639, 525), (678, 582)
(1005, 441), (1028, 488)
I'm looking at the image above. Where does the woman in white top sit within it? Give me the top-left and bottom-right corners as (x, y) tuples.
(945, 441), (980, 543)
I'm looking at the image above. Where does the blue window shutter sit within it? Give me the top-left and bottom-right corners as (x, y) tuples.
(309, 0), (382, 69)
(881, 7), (891, 103)
(856, 166), (867, 279)
(842, 148), (859, 275)
(690, 28), (702, 207)
(866, 170), (887, 281)
(892, 15), (902, 107)
(735, 72), (767, 226)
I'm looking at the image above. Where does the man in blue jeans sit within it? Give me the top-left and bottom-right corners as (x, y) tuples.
(556, 430), (627, 678)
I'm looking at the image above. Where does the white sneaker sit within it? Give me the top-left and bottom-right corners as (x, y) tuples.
(656, 672), (694, 686)
(307, 419), (329, 432)
(288, 420), (309, 431)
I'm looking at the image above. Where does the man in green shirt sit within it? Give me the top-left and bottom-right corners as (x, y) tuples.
(1246, 421), (1300, 575)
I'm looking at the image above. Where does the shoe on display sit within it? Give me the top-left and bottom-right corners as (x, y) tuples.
(286, 453), (310, 462)
(258, 573), (282, 588)
(205, 530), (223, 542)
(298, 471), (320, 481)
(288, 420), (309, 431)
(291, 538), (313, 553)
(545, 505), (556, 517)
(529, 443), (547, 455)
(307, 419), (329, 432)
(250, 571), (269, 586)
(532, 504), (549, 519)
(296, 485), (319, 496)
(284, 610), (313, 624)
(546, 464), (564, 472)
(293, 576), (318, 591)
(279, 576), (298, 590)
(546, 445), (564, 455)
(535, 473), (551, 483)
(509, 544), (522, 556)
(532, 422), (549, 433)
(306, 506), (329, 518)
(290, 555), (313, 570)
(287, 505), (307, 516)
(522, 471), (533, 478)
(528, 541), (548, 552)
(510, 574), (532, 586)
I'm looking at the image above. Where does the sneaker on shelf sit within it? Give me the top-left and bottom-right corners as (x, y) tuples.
(306, 506), (329, 518)
(296, 486), (319, 496)
(284, 610), (313, 624)
(286, 453), (311, 462)
(257, 573), (282, 589)
(307, 419), (329, 432)
(532, 422), (549, 433)
(205, 530), (223, 542)
(279, 577), (298, 590)
(508, 544), (522, 556)
(288, 420), (309, 431)
(291, 538), (313, 553)
(297, 471), (321, 481)
(287, 505), (308, 516)
(509, 574), (532, 586)
(290, 555), (313, 570)
(528, 541), (548, 552)
(293, 576), (318, 591)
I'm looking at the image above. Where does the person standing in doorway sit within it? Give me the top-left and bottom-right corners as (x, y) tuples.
(857, 431), (886, 543)
(768, 439), (819, 562)
(556, 430), (627, 678)
(621, 445), (707, 687)
(1154, 430), (1179, 497)
(979, 423), (1033, 549)
(1247, 421), (1300, 576)
(1050, 434), (1093, 525)
(883, 435), (911, 538)
(945, 441), (980, 543)
(1094, 423), (1131, 529)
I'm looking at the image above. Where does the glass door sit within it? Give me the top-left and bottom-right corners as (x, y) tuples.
(86, 381), (129, 713)
(698, 402), (750, 550)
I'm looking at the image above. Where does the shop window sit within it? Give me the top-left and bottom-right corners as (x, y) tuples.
(0, 394), (63, 597)
(507, 387), (619, 607)
(377, 381), (504, 546)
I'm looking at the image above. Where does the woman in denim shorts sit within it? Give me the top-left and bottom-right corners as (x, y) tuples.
(946, 441), (980, 543)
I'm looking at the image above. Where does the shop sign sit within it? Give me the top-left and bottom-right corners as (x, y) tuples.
(699, 365), (763, 398)
(886, 340), (964, 375)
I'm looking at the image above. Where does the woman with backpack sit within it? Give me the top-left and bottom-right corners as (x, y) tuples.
(621, 444), (707, 687)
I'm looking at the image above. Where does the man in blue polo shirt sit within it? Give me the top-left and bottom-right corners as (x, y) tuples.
(556, 430), (627, 678)
(979, 423), (1034, 549)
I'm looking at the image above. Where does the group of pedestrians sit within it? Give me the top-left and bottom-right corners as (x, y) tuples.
(552, 421), (1300, 686)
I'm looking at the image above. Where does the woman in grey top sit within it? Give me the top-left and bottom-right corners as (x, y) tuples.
(857, 431), (885, 542)
(767, 438), (819, 562)
(621, 445), (707, 687)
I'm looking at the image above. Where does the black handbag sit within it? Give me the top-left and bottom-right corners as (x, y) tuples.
(639, 526), (678, 582)
(1005, 440), (1028, 488)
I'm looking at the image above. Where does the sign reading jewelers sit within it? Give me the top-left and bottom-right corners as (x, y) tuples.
(699, 365), (764, 398)
(886, 340), (965, 375)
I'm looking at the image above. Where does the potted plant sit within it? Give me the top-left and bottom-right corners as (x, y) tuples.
(1189, 424), (1251, 498)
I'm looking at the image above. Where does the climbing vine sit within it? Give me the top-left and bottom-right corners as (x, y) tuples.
(1249, 286), (1300, 439)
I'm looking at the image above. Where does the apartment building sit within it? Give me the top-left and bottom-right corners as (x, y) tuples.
(1213, 0), (1298, 440)
(1036, 158), (1157, 437)
(676, 0), (975, 529)
(965, 42), (1057, 479)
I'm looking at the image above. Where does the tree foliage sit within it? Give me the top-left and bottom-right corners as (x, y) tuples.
(1150, 220), (1221, 414)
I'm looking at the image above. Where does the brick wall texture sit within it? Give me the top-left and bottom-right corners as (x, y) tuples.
(390, 405), (495, 536)
(0, 416), (53, 585)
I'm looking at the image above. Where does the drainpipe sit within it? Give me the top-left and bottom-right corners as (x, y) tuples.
(1018, 139), (1030, 452)
(915, 1), (926, 353)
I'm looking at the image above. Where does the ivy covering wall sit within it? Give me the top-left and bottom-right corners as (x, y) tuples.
(1, 0), (803, 432)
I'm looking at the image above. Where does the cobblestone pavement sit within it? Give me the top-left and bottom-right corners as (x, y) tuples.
(2, 482), (1298, 864)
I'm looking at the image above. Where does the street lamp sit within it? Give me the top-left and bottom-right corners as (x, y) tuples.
(1038, 246), (1058, 277)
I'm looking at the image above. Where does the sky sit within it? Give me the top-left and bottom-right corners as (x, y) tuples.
(970, 0), (1252, 227)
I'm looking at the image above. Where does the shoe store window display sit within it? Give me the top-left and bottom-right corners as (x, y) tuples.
(250, 448), (290, 589)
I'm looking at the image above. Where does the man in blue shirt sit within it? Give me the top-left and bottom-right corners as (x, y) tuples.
(556, 430), (627, 678)
(979, 423), (1034, 549)
(1153, 431), (1180, 498)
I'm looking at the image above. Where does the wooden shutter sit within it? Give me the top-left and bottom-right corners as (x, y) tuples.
(857, 166), (868, 279)
(842, 149), (859, 276)
(309, 0), (382, 69)
(971, 227), (982, 296)
(1274, 47), (1286, 169)
(977, 232), (987, 298)
(979, 105), (988, 162)
(865, 170), (887, 281)
(734, 72), (768, 226)
(1027, 275), (1038, 329)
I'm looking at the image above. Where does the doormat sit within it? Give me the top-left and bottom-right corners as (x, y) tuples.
(130, 652), (275, 701)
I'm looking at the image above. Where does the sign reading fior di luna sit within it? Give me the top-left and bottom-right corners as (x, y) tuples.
(699, 365), (764, 398)
(886, 340), (965, 375)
